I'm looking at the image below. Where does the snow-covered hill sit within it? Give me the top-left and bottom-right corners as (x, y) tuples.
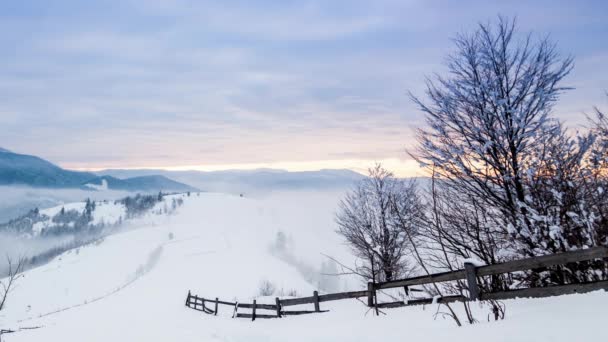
(0, 193), (183, 239)
(1, 191), (606, 341)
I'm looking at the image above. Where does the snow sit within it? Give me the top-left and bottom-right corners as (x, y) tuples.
(32, 202), (86, 235)
(1, 191), (607, 341)
(90, 201), (125, 226)
(24, 195), (177, 237)
(462, 258), (486, 267)
(40, 202), (86, 218)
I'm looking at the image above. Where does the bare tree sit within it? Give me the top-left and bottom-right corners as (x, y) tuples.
(335, 164), (420, 282)
(410, 16), (573, 249)
(387, 174), (466, 326)
(409, 16), (607, 289)
(0, 255), (25, 311)
(421, 170), (506, 322)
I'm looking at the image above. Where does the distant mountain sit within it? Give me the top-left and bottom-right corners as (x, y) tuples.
(0, 148), (97, 187)
(97, 168), (365, 194)
(0, 148), (196, 192)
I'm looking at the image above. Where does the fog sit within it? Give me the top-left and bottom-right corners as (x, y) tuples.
(0, 231), (75, 275)
(0, 186), (133, 223)
(97, 169), (364, 196)
(0, 186), (136, 276)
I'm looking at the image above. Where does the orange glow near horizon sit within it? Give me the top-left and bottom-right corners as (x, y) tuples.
(68, 158), (425, 178)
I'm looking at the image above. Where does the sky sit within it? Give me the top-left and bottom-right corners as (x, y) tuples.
(0, 0), (607, 177)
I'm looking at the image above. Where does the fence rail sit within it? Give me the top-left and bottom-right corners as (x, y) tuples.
(185, 246), (608, 320)
(185, 291), (328, 321)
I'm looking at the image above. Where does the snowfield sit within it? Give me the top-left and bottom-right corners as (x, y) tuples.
(30, 200), (127, 236)
(1, 191), (606, 341)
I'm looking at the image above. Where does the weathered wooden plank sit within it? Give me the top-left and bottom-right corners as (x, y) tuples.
(275, 297), (281, 318)
(403, 286), (425, 296)
(201, 301), (214, 314)
(477, 247), (608, 277)
(280, 296), (316, 306)
(480, 280), (608, 301)
(464, 262), (480, 300)
(216, 299), (237, 306)
(281, 310), (330, 315)
(184, 248), (608, 317)
(232, 302), (239, 318)
(185, 291), (191, 306)
(236, 313), (278, 319)
(377, 295), (467, 309)
(376, 247), (608, 290)
(238, 303), (278, 310)
(367, 282), (374, 307)
(189, 305), (215, 314)
(185, 294), (236, 307)
(376, 270), (467, 289)
(281, 291), (368, 307)
(201, 299), (215, 314)
(318, 290), (368, 302)
(313, 291), (320, 312)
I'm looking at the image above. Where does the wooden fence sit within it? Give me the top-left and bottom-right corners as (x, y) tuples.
(185, 246), (608, 320)
(185, 290), (331, 320)
(372, 246), (608, 308)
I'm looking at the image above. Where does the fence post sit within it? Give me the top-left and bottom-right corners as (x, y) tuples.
(185, 290), (191, 306)
(313, 291), (320, 312)
(214, 297), (219, 316)
(252, 300), (257, 321)
(464, 262), (480, 301)
(367, 281), (375, 307)
(232, 302), (239, 319)
(275, 297), (282, 318)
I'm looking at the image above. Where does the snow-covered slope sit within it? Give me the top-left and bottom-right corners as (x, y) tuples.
(1, 193), (177, 238)
(1, 191), (606, 341)
(30, 200), (127, 235)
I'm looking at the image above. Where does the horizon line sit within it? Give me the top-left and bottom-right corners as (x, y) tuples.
(65, 158), (424, 178)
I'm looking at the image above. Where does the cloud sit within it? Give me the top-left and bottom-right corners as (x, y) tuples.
(0, 0), (607, 176)
(127, 0), (409, 41)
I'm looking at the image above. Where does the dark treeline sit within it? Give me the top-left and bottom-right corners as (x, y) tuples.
(118, 192), (182, 219)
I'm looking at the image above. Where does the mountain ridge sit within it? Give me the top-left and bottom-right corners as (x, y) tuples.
(0, 149), (196, 192)
(97, 168), (365, 193)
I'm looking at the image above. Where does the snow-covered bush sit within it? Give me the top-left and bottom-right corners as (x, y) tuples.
(336, 164), (422, 282)
(276, 288), (299, 297)
(258, 279), (276, 296)
(117, 193), (163, 218)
